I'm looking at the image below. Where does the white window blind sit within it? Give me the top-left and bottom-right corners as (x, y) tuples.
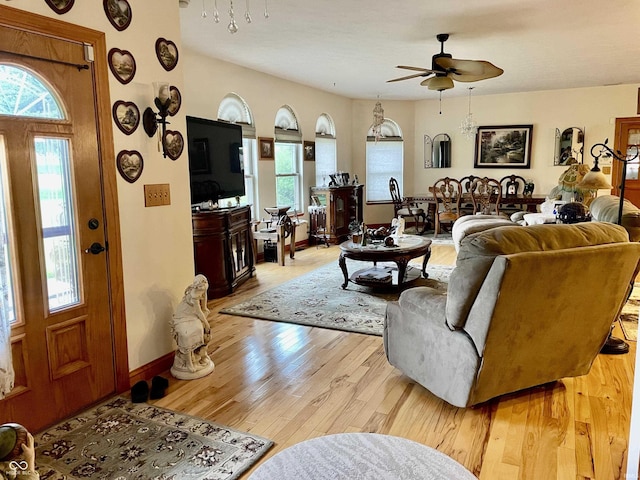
(366, 140), (403, 202)
(315, 137), (336, 186)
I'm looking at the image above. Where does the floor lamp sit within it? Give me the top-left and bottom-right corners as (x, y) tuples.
(579, 139), (639, 354)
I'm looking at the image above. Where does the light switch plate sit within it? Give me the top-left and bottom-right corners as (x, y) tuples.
(144, 184), (171, 207)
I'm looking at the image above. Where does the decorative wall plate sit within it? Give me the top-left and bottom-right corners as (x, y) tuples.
(103, 0), (132, 31)
(45, 0), (75, 14)
(116, 150), (144, 183)
(108, 48), (136, 84)
(155, 38), (179, 71)
(112, 101), (140, 135)
(168, 86), (181, 116)
(163, 130), (184, 160)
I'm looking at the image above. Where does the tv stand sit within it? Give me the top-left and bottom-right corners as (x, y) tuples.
(192, 205), (255, 298)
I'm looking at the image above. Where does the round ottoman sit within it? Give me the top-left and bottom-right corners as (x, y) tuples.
(249, 433), (477, 480)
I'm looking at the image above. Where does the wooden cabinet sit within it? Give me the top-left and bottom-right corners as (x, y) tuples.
(192, 206), (255, 298)
(309, 185), (363, 245)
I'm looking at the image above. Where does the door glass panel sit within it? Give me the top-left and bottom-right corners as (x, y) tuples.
(626, 129), (640, 181)
(34, 137), (80, 311)
(0, 136), (17, 325)
(0, 65), (63, 119)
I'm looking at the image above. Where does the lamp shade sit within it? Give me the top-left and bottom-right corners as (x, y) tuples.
(424, 76), (454, 91)
(578, 169), (612, 190)
(558, 164), (591, 192)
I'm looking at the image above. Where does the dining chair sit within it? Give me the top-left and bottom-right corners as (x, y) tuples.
(389, 177), (427, 234)
(499, 174), (527, 213)
(432, 177), (462, 237)
(470, 177), (503, 215)
(458, 174), (479, 216)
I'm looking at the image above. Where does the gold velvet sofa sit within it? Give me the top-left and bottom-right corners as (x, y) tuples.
(384, 222), (640, 407)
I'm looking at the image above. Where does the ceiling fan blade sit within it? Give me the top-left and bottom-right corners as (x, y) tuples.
(434, 57), (504, 82)
(387, 72), (433, 83)
(421, 76), (454, 91)
(395, 65), (436, 73)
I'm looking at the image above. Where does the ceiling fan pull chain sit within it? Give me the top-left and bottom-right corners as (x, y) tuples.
(264, 0), (270, 18)
(439, 92), (442, 114)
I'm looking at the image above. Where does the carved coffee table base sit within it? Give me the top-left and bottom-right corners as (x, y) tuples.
(338, 237), (432, 290)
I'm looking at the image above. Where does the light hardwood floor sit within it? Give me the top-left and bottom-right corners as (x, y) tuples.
(154, 244), (636, 479)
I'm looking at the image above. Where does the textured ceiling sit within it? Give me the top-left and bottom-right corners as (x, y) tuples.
(179, 0), (640, 100)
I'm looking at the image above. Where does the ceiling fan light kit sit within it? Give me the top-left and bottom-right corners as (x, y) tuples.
(387, 33), (503, 92)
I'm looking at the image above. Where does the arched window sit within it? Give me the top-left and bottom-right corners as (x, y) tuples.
(365, 118), (404, 202)
(0, 64), (64, 118)
(315, 113), (337, 187)
(274, 105), (302, 211)
(217, 93), (258, 218)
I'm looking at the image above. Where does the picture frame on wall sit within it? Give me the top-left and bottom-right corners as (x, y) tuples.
(304, 141), (315, 161)
(103, 0), (132, 31)
(116, 150), (143, 183)
(155, 38), (179, 71)
(108, 48), (136, 84)
(474, 125), (533, 169)
(112, 100), (140, 135)
(259, 137), (274, 160)
(45, 0), (75, 14)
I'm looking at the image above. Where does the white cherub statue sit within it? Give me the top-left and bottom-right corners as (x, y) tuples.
(170, 274), (215, 380)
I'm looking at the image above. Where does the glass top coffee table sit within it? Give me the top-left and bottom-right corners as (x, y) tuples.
(338, 235), (432, 289)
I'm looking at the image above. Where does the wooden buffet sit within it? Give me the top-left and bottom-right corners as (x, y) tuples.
(192, 205), (255, 299)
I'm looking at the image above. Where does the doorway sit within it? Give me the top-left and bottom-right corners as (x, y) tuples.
(613, 117), (640, 208)
(0, 8), (127, 432)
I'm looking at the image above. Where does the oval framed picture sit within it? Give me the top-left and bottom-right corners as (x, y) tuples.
(155, 38), (179, 71)
(116, 150), (144, 183)
(112, 101), (140, 135)
(168, 86), (181, 117)
(45, 0), (75, 14)
(108, 48), (136, 84)
(103, 0), (132, 31)
(163, 130), (184, 161)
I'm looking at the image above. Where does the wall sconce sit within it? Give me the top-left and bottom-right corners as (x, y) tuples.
(143, 82), (171, 158)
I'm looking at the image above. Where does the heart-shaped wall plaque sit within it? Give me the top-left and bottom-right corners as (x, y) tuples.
(108, 48), (136, 84)
(112, 101), (140, 135)
(163, 131), (184, 160)
(155, 38), (179, 71)
(116, 150), (144, 183)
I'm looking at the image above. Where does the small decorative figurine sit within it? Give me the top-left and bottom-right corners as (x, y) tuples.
(170, 275), (215, 380)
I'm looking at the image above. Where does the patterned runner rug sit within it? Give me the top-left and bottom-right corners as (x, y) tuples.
(220, 262), (453, 336)
(620, 282), (639, 342)
(34, 396), (273, 480)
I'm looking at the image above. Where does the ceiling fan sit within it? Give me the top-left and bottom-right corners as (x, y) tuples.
(387, 33), (504, 91)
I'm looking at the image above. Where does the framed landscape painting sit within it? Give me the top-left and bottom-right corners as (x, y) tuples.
(474, 125), (533, 168)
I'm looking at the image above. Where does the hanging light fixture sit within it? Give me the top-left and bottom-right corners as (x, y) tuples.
(372, 99), (384, 142)
(201, 0), (269, 33)
(460, 87), (478, 140)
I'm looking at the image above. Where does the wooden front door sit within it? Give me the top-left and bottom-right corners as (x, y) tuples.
(0, 25), (116, 431)
(613, 117), (640, 208)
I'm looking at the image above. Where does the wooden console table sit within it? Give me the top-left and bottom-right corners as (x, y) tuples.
(192, 206), (255, 298)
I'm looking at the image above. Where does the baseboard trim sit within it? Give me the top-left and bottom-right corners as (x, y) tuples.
(128, 351), (174, 388)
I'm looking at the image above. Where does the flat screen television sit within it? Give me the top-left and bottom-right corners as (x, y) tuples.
(186, 116), (245, 205)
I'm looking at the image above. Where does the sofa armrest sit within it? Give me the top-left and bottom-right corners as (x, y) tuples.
(398, 286), (448, 321)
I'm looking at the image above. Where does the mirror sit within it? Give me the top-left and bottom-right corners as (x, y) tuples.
(554, 127), (584, 166)
(424, 134), (452, 168)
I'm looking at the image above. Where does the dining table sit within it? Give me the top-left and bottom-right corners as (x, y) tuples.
(404, 193), (547, 228)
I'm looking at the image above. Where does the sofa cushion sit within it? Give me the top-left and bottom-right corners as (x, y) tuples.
(445, 222), (630, 330)
(590, 195), (640, 242)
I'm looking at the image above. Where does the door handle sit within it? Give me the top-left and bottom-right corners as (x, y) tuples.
(84, 242), (106, 255)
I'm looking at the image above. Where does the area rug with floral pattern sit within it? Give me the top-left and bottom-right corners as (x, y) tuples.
(620, 282), (639, 342)
(220, 261), (453, 336)
(34, 396), (273, 480)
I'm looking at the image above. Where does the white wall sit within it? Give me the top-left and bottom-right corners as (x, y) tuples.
(412, 85), (639, 197)
(6, 1), (195, 371)
(183, 49), (354, 230)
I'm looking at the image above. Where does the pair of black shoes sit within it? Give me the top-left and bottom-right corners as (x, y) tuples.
(131, 376), (169, 403)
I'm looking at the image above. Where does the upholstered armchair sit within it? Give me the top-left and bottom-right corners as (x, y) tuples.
(384, 222), (640, 407)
